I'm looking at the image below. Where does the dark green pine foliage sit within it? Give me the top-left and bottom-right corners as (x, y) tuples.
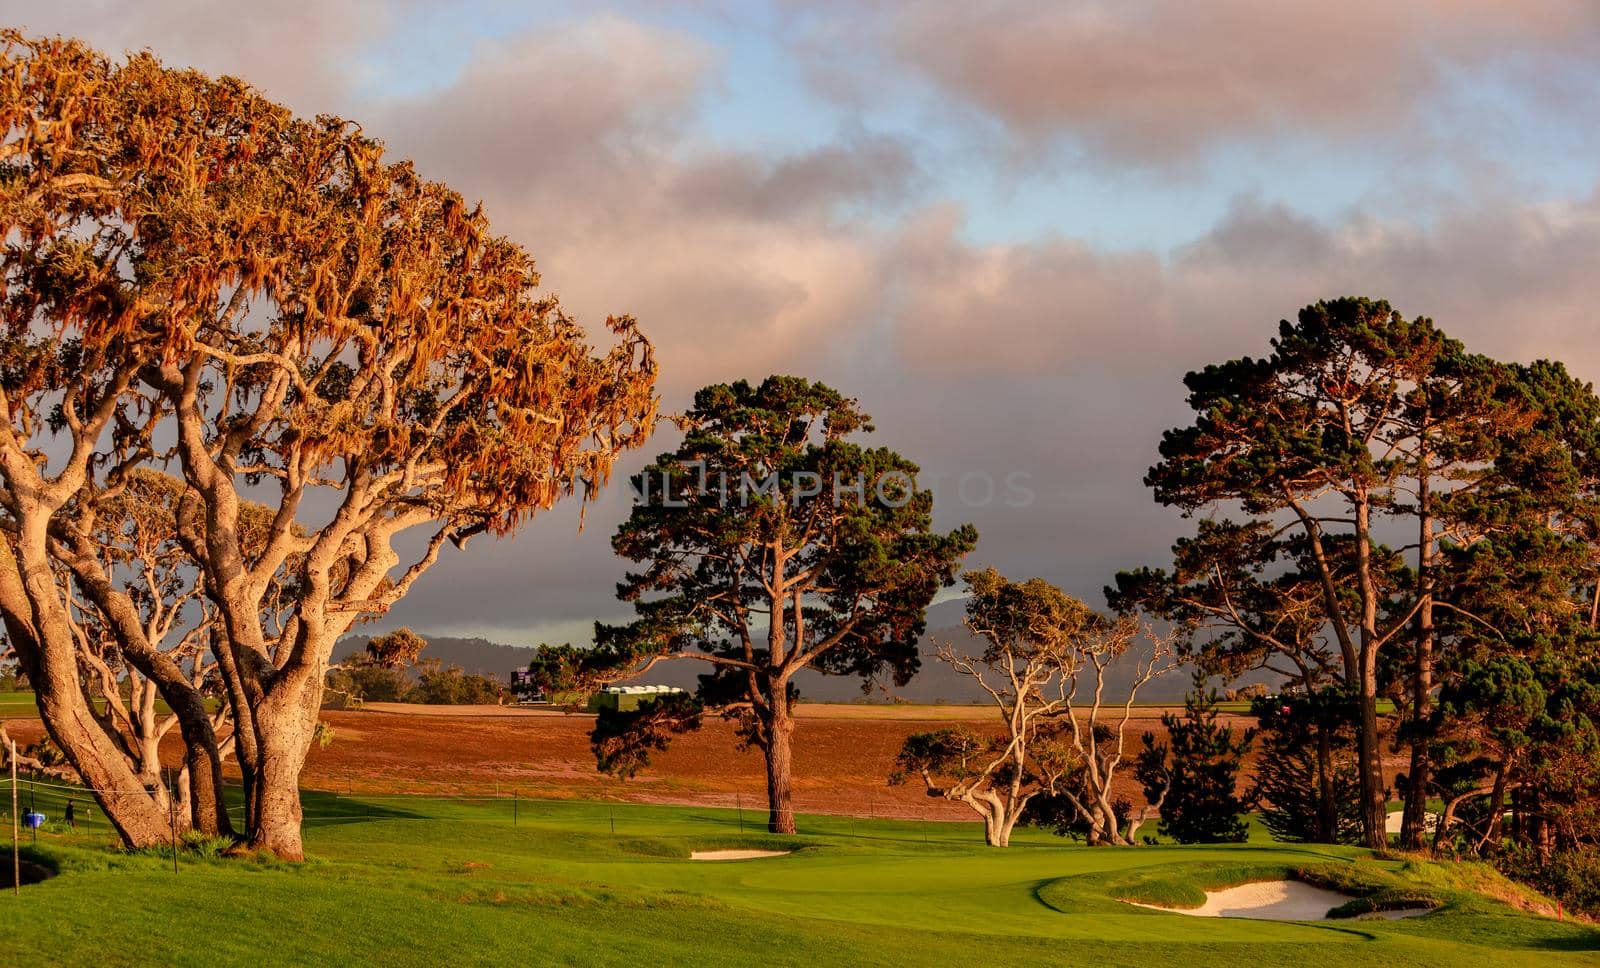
(1423, 360), (1600, 858)
(527, 375), (977, 833)
(1138, 672), (1256, 844)
(1140, 297), (1549, 850)
(1250, 690), (1363, 844)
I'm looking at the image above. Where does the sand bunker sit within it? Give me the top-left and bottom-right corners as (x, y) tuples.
(689, 849), (792, 861)
(1130, 880), (1431, 921)
(1385, 810), (1439, 834)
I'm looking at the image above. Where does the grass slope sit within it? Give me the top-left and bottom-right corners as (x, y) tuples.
(0, 787), (1594, 967)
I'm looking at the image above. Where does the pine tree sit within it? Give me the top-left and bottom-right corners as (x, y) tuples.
(1250, 691), (1363, 844)
(1138, 672), (1256, 843)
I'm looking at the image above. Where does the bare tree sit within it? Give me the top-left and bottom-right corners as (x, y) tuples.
(1054, 621), (1176, 846)
(892, 721), (1076, 848)
(895, 569), (1175, 847)
(61, 470), (237, 832)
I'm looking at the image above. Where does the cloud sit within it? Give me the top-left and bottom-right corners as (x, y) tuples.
(0, 0), (396, 112)
(375, 15), (715, 198)
(1174, 194), (1600, 374)
(368, 16), (917, 391)
(881, 205), (1171, 375)
(664, 134), (921, 221)
(15, 2), (1600, 640)
(375, 181), (1600, 640)
(348, 15), (930, 639)
(871, 188), (1600, 385)
(800, 0), (1600, 163)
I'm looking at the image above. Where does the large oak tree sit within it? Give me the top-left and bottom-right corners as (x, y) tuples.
(0, 32), (658, 856)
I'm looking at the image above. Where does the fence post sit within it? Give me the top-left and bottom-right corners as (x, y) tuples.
(10, 738), (17, 896)
(512, 792), (518, 827)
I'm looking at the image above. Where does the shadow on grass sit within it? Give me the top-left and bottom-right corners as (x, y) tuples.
(1528, 930), (1600, 952)
(3, 845), (60, 888)
(295, 790), (431, 827)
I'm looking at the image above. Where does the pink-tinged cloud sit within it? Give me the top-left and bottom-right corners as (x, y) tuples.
(878, 192), (1600, 386)
(831, 0), (1600, 161)
(367, 16), (913, 391)
(9, 4), (1600, 641)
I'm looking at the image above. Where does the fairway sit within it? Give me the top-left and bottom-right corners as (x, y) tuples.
(0, 691), (204, 718)
(2, 788), (1593, 967)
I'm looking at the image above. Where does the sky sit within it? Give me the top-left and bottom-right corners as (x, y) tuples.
(9, 1), (1600, 646)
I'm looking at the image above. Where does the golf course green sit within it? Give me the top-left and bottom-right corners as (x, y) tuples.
(1, 784), (1594, 967)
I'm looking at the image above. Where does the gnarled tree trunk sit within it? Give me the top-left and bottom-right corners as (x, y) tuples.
(970, 790), (1031, 847)
(226, 650), (329, 860)
(0, 537), (175, 847)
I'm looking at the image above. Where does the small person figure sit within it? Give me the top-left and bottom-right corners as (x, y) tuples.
(64, 798), (76, 829)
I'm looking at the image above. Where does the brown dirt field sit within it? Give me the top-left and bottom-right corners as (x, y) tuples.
(3, 704), (1195, 820)
(1, 703), (1403, 822)
(301, 706), (1211, 819)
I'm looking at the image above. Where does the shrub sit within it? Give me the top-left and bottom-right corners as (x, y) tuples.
(327, 657), (411, 704)
(180, 832), (237, 859)
(407, 660), (503, 705)
(1028, 794), (1132, 842)
(1498, 846), (1600, 918)
(1137, 673), (1255, 844)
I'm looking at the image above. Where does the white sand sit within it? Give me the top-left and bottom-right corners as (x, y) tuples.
(1129, 880), (1432, 921)
(689, 849), (792, 861)
(1385, 810), (1439, 834)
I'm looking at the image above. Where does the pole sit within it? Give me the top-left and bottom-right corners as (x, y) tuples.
(737, 793), (743, 834)
(10, 738), (18, 896)
(513, 792), (518, 827)
(609, 806), (615, 836)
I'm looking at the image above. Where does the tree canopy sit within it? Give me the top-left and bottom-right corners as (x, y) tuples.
(0, 30), (657, 856)
(536, 375), (975, 833)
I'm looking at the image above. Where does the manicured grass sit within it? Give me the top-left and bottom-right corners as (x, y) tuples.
(1, 786), (1595, 967)
(0, 690), (219, 718)
(1210, 699), (1396, 715)
(0, 691), (40, 714)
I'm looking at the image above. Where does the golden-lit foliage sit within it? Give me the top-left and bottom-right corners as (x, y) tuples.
(0, 29), (659, 535)
(0, 31), (659, 855)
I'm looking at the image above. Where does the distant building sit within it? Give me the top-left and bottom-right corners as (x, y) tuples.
(587, 684), (688, 713)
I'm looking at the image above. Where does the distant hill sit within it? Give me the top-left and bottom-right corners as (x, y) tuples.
(334, 635), (539, 680)
(341, 597), (1269, 703)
